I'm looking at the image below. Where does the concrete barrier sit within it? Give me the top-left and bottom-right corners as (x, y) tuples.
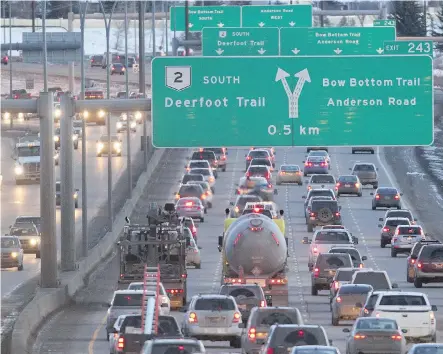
(10, 147), (167, 354)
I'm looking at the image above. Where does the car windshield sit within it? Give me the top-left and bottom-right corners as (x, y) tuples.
(319, 255), (351, 268)
(194, 298), (235, 311)
(386, 219), (410, 227)
(386, 211), (412, 219)
(356, 318), (398, 330)
(412, 347), (443, 354)
(308, 157), (325, 163)
(311, 201), (338, 210)
(311, 175), (335, 183)
(17, 146), (40, 157)
(251, 159), (270, 166)
(379, 295), (427, 306)
(336, 269), (358, 281)
(112, 294), (143, 306)
(190, 182), (210, 193)
(309, 151), (328, 156)
(190, 169), (210, 176)
(330, 248), (360, 261)
(248, 166), (268, 173)
(15, 217), (40, 226)
(179, 186), (202, 195)
(315, 231), (350, 243)
(338, 285), (372, 295)
(281, 165), (300, 172)
(204, 148), (224, 154)
(353, 273), (390, 290)
(9, 226), (37, 236)
(276, 327), (327, 346)
(258, 311), (301, 326)
(1, 238), (20, 248)
(151, 343), (202, 354)
(182, 175), (203, 183)
(221, 287), (259, 298)
(338, 175), (358, 182)
(354, 164), (375, 171)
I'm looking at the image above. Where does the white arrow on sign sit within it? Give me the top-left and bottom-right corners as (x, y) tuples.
(257, 48), (266, 55)
(334, 48), (342, 55)
(188, 23), (194, 28)
(275, 67), (292, 98)
(217, 22), (224, 28)
(291, 69), (311, 119)
(291, 48), (300, 55)
(215, 48), (224, 55)
(258, 22), (265, 27)
(289, 21), (296, 27)
(376, 48), (384, 54)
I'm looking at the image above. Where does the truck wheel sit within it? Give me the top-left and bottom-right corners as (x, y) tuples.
(18, 263), (24, 271)
(311, 286), (318, 296)
(36, 251), (41, 259)
(391, 249), (397, 257)
(75, 201), (79, 209)
(414, 277), (423, 288)
(106, 331), (109, 341)
(204, 208), (207, 214)
(200, 217), (204, 222)
(380, 242), (385, 248)
(229, 338), (241, 348)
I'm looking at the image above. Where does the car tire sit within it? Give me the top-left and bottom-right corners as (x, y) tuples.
(380, 242), (386, 249)
(298, 182), (303, 186)
(208, 202), (213, 208)
(230, 338), (241, 348)
(307, 224), (313, 232)
(18, 263), (23, 271)
(311, 286), (318, 296)
(204, 208), (207, 214)
(373, 184), (378, 189)
(414, 277), (423, 288)
(332, 316), (339, 326)
(397, 206), (401, 210)
(391, 249), (397, 257)
(352, 150), (355, 154)
(304, 172), (307, 177)
(372, 205), (376, 210)
(36, 251), (41, 259)
(195, 263), (201, 269)
(200, 217), (204, 222)
(106, 331), (109, 341)
(358, 192), (362, 197)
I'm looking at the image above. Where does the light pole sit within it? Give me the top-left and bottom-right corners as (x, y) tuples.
(164, 1), (169, 55)
(152, 0), (156, 57)
(98, 0), (118, 232)
(8, 2), (12, 129)
(139, 1), (148, 169)
(80, 0), (89, 258)
(124, 1), (132, 199)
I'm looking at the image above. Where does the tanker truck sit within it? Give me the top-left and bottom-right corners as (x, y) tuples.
(217, 212), (289, 306)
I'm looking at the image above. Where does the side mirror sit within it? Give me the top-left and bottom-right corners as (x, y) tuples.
(378, 218), (383, 222)
(238, 323), (245, 328)
(218, 235), (223, 248)
(343, 328), (350, 333)
(352, 236), (359, 245)
(401, 328), (408, 334)
(302, 160), (305, 163)
(362, 256), (367, 261)
(302, 196), (306, 199)
(225, 208), (230, 216)
(125, 216), (130, 224)
(274, 189), (278, 195)
(229, 201), (234, 206)
(355, 302), (363, 308)
(392, 283), (398, 289)
(370, 192), (374, 195)
(432, 305), (438, 311)
(378, 224), (382, 228)
(279, 210), (284, 216)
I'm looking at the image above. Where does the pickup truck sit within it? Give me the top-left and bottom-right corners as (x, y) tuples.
(113, 315), (183, 353)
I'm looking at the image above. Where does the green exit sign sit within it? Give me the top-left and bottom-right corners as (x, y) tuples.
(241, 5), (312, 28)
(170, 6), (241, 32)
(374, 19), (396, 26)
(384, 40), (433, 56)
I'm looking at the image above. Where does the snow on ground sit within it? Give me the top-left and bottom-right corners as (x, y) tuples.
(419, 117), (443, 185)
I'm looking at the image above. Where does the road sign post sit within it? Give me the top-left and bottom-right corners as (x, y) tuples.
(152, 56), (433, 147)
(202, 27), (279, 56)
(280, 27), (396, 56)
(384, 40), (433, 56)
(374, 19), (396, 26)
(170, 6), (241, 32)
(241, 5), (312, 28)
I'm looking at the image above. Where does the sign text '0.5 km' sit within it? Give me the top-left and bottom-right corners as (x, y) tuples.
(241, 4), (312, 28)
(384, 40), (434, 56)
(202, 27), (279, 57)
(151, 56), (433, 148)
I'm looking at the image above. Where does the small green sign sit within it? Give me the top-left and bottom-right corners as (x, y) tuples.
(374, 19), (396, 27)
(384, 40), (433, 56)
(170, 6), (241, 32)
(241, 5), (312, 28)
(151, 56), (433, 148)
(280, 27), (396, 56)
(202, 27), (279, 57)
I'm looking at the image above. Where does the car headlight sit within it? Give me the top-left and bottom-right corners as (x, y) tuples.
(30, 238), (37, 245)
(116, 122), (123, 128)
(83, 110), (89, 118)
(120, 114), (127, 121)
(54, 136), (60, 142)
(4, 112), (10, 119)
(55, 109), (61, 118)
(72, 135), (78, 141)
(135, 112), (142, 120)
(97, 143), (104, 151)
(15, 165), (24, 175)
(130, 122), (136, 128)
(73, 193), (78, 198)
(18, 113), (24, 120)
(11, 252), (18, 258)
(98, 110), (105, 118)
(113, 142), (121, 149)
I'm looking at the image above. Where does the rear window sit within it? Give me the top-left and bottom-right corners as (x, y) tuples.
(249, 151), (269, 158)
(220, 286), (262, 299)
(336, 269), (358, 281)
(194, 298), (235, 311)
(397, 226), (422, 234)
(318, 254), (352, 268)
(379, 188), (398, 194)
(190, 169), (210, 176)
(151, 343), (202, 354)
(308, 190), (334, 199)
(204, 148), (224, 154)
(248, 166), (268, 173)
(311, 200), (338, 211)
(257, 311), (302, 326)
(182, 175), (204, 183)
(407, 348), (443, 354)
(15, 217), (40, 225)
(191, 152), (215, 160)
(429, 249), (443, 260)
(338, 285), (372, 295)
(112, 293), (142, 306)
(1, 238), (20, 248)
(353, 272), (390, 290)
(356, 318), (398, 330)
(386, 219), (410, 227)
(191, 182), (209, 192)
(314, 231), (350, 243)
(329, 248), (360, 261)
(307, 156), (325, 163)
(84, 91), (104, 99)
(354, 164), (375, 171)
(236, 196), (261, 208)
(189, 161), (209, 168)
(338, 175), (358, 182)
(386, 211), (412, 219)
(274, 327), (327, 346)
(179, 186), (202, 194)
(379, 295), (427, 306)
(251, 159), (271, 166)
(281, 165), (300, 172)
(311, 175), (335, 183)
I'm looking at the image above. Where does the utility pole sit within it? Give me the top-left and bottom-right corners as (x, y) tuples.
(320, 1), (324, 27)
(184, 0), (189, 56)
(32, 0), (36, 32)
(139, 0), (148, 169)
(133, 1), (137, 54)
(68, 1), (75, 94)
(152, 0), (156, 56)
(164, 1), (168, 55)
(124, 1), (132, 199)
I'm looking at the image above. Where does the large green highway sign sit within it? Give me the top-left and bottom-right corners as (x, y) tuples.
(202, 27), (279, 57)
(384, 40), (434, 56)
(280, 27), (396, 56)
(374, 19), (396, 27)
(241, 5), (312, 28)
(170, 6), (241, 32)
(151, 56), (433, 148)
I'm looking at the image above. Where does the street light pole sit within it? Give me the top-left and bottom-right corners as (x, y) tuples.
(139, 1), (148, 169)
(152, 0), (156, 56)
(9, 2), (12, 129)
(164, 1), (169, 55)
(42, 0), (48, 91)
(124, 1), (132, 199)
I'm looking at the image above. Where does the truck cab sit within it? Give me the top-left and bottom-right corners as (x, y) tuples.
(13, 137), (41, 184)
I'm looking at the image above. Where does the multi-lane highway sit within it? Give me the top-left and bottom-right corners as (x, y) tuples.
(0, 116), (146, 297)
(31, 146), (443, 353)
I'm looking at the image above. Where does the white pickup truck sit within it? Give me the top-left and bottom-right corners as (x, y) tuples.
(306, 174), (337, 196)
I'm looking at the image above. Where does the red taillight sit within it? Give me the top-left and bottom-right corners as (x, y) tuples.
(247, 156), (251, 160)
(313, 246), (318, 253)
(233, 312), (241, 323)
(394, 194), (400, 200)
(246, 172), (250, 177)
(189, 312), (198, 323)
(314, 267), (319, 278)
(181, 273), (187, 278)
(320, 162), (326, 167)
(375, 194), (380, 200)
(260, 300), (266, 307)
(391, 334), (402, 341)
(310, 212), (316, 217)
(192, 226), (197, 235)
(267, 183), (272, 188)
(383, 227), (390, 232)
(333, 281), (339, 290)
(336, 296), (342, 303)
(167, 288), (184, 294)
(410, 258), (416, 264)
(359, 263), (364, 268)
(266, 174), (270, 180)
(248, 327), (256, 341)
(266, 349), (275, 354)
(305, 162), (312, 167)
(14, 95), (18, 99)
(417, 262), (423, 268)
(117, 337), (124, 349)
(336, 182), (341, 187)
(112, 66), (115, 70)
(221, 155), (226, 160)
(335, 212), (340, 217)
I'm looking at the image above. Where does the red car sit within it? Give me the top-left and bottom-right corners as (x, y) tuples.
(1, 55), (8, 65)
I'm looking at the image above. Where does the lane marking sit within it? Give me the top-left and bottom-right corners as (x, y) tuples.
(88, 314), (107, 354)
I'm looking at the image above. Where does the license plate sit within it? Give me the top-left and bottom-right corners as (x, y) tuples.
(384, 196), (391, 200)
(313, 164), (319, 166)
(371, 336), (385, 340)
(208, 317), (221, 323)
(345, 184), (351, 187)
(434, 263), (443, 269)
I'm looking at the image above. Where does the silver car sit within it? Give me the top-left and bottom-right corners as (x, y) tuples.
(331, 284), (373, 326)
(336, 175), (363, 197)
(116, 118), (137, 133)
(303, 156), (329, 176)
(0, 236), (24, 271)
(189, 167), (216, 192)
(276, 164), (303, 185)
(390, 225), (426, 258)
(408, 343), (443, 353)
(291, 346), (342, 354)
(307, 174), (336, 194)
(182, 294), (243, 348)
(141, 338), (206, 354)
(343, 317), (406, 354)
(175, 197), (205, 222)
(371, 187), (403, 210)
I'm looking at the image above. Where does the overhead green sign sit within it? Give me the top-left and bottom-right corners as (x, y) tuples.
(241, 5), (312, 28)
(151, 56), (433, 148)
(280, 27), (396, 56)
(374, 19), (396, 27)
(384, 40), (433, 56)
(202, 27), (279, 57)
(170, 6), (241, 32)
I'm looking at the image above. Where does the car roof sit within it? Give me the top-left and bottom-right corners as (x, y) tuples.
(113, 290), (144, 294)
(189, 159), (209, 163)
(354, 162), (375, 166)
(378, 291), (426, 296)
(308, 188), (334, 192)
(193, 294), (232, 299)
(272, 324), (323, 329)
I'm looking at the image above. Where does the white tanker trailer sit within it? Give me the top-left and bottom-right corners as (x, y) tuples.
(217, 212), (289, 306)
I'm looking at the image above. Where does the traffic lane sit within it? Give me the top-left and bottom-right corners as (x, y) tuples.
(31, 149), (188, 354)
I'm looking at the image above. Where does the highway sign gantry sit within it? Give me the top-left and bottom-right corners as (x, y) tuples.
(202, 27), (279, 57)
(241, 5), (312, 28)
(170, 6), (241, 32)
(384, 40), (434, 56)
(280, 27), (396, 56)
(151, 56), (433, 148)
(374, 19), (396, 27)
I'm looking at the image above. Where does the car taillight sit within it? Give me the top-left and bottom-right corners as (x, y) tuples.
(313, 246), (318, 253)
(167, 288), (185, 294)
(394, 194), (400, 200)
(355, 183), (360, 187)
(112, 66), (115, 70)
(182, 273), (187, 278)
(382, 227), (390, 232)
(192, 226), (197, 235)
(391, 334), (402, 341)
(359, 263), (364, 268)
(247, 156), (251, 160)
(189, 312), (198, 323)
(333, 281), (339, 289)
(246, 172), (250, 177)
(410, 258), (416, 264)
(335, 212), (340, 217)
(260, 300), (266, 307)
(336, 182), (341, 187)
(267, 183), (272, 188)
(14, 95), (18, 99)
(266, 348), (275, 354)
(336, 296), (342, 303)
(314, 267), (319, 278)
(209, 176), (215, 182)
(248, 327), (256, 341)
(234, 206), (239, 213)
(201, 194), (206, 200)
(305, 162), (312, 167)
(375, 194), (380, 200)
(310, 212), (315, 217)
(233, 312), (241, 323)
(320, 162), (326, 167)
(354, 334), (366, 340)
(221, 155), (226, 160)
(417, 262), (422, 268)
(117, 337), (124, 349)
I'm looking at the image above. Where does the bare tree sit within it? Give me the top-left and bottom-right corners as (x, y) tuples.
(357, 15), (366, 26)
(113, 20), (125, 51)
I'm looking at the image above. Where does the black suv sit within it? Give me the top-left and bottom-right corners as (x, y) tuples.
(190, 151), (218, 169)
(307, 200), (342, 232)
(413, 244), (443, 288)
(311, 253), (353, 295)
(219, 284), (266, 322)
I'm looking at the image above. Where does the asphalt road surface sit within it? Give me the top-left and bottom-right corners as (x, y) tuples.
(31, 147), (443, 354)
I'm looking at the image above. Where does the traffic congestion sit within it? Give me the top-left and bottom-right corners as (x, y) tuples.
(26, 144), (443, 354)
